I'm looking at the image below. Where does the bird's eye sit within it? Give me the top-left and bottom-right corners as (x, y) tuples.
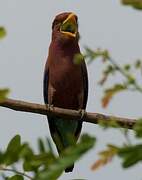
(52, 20), (61, 29)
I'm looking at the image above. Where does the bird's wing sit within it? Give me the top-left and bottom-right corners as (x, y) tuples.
(43, 66), (66, 153)
(43, 67), (49, 104)
(75, 60), (88, 138)
(43, 67), (56, 141)
(81, 60), (88, 109)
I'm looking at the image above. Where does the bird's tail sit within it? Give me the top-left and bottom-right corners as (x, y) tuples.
(56, 135), (75, 173)
(48, 117), (77, 173)
(65, 164), (74, 173)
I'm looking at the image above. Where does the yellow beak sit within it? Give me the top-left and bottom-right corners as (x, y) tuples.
(60, 13), (77, 38)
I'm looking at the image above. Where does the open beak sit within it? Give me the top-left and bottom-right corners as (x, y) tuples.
(60, 13), (78, 38)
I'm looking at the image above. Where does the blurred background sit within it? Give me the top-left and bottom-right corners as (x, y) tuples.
(0, 0), (142, 179)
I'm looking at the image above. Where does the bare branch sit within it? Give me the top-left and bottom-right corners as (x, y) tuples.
(0, 98), (136, 129)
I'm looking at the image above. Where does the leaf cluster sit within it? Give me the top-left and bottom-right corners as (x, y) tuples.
(0, 134), (95, 180)
(84, 48), (142, 108)
(84, 47), (142, 173)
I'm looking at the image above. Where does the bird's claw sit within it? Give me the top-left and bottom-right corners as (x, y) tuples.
(46, 104), (54, 112)
(78, 109), (86, 120)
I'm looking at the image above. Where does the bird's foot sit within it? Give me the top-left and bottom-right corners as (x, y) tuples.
(78, 109), (86, 120)
(46, 104), (54, 112)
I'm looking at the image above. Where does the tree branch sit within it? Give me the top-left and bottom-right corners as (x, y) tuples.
(0, 98), (136, 129)
(0, 167), (33, 180)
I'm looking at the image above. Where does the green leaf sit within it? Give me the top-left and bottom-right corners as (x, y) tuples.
(6, 135), (21, 153)
(122, 0), (142, 10)
(73, 53), (84, 64)
(127, 75), (136, 84)
(0, 151), (5, 164)
(124, 64), (131, 71)
(46, 137), (54, 153)
(118, 144), (142, 167)
(134, 118), (142, 137)
(135, 60), (142, 69)
(38, 138), (46, 153)
(36, 134), (95, 180)
(0, 89), (9, 102)
(23, 153), (56, 172)
(0, 27), (6, 39)
(19, 143), (33, 159)
(22, 139), (56, 172)
(4, 135), (21, 165)
(23, 160), (35, 172)
(7, 175), (24, 180)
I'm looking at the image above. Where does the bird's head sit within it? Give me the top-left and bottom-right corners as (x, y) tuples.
(51, 12), (79, 43)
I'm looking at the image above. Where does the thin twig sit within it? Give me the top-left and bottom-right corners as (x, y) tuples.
(108, 57), (142, 92)
(0, 167), (33, 179)
(0, 98), (136, 129)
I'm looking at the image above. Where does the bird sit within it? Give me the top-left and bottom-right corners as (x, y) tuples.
(43, 12), (88, 172)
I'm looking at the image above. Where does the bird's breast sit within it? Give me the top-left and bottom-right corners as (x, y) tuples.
(48, 59), (83, 109)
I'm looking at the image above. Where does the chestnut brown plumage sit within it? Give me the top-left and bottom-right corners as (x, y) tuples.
(43, 12), (88, 172)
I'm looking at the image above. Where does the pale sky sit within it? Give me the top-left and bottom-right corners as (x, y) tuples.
(0, 0), (142, 179)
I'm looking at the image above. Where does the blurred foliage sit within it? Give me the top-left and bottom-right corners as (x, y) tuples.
(101, 84), (127, 108)
(0, 27), (6, 39)
(83, 2), (142, 169)
(0, 134), (95, 180)
(92, 140), (142, 170)
(122, 0), (142, 10)
(73, 53), (84, 65)
(84, 48), (142, 108)
(91, 119), (142, 170)
(0, 89), (9, 102)
(91, 145), (119, 171)
(118, 144), (142, 168)
(84, 48), (142, 173)
(134, 118), (142, 137)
